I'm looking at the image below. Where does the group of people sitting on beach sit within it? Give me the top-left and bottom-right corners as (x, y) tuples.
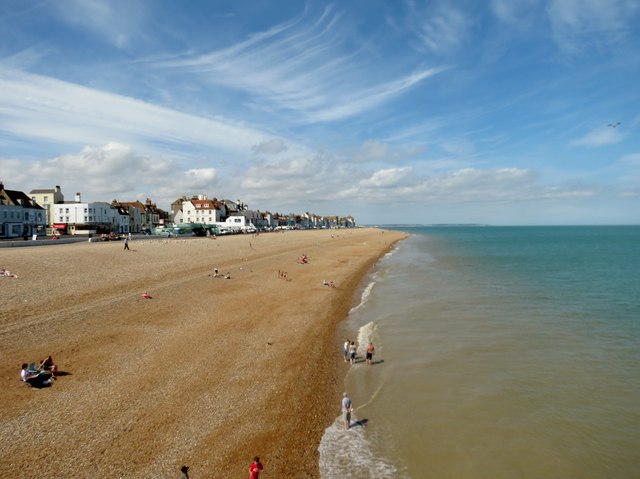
(322, 279), (336, 288)
(20, 356), (58, 388)
(209, 268), (231, 279)
(1, 268), (18, 278)
(277, 270), (289, 280)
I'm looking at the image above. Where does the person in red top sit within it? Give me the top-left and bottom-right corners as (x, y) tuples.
(249, 456), (263, 479)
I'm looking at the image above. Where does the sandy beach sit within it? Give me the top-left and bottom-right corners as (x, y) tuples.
(0, 228), (406, 478)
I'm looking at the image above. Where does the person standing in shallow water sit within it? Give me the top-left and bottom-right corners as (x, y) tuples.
(349, 341), (357, 366)
(342, 392), (353, 430)
(366, 341), (375, 365)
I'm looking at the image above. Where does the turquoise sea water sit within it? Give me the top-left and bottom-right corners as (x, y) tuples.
(319, 226), (640, 479)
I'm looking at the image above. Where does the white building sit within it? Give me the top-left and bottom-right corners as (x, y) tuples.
(52, 193), (128, 235)
(181, 196), (226, 225)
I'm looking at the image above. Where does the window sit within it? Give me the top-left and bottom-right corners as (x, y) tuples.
(44, 196), (49, 202)
(84, 216), (88, 221)
(84, 208), (87, 213)
(65, 208), (69, 213)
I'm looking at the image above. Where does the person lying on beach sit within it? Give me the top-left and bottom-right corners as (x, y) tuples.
(21, 363), (54, 388)
(141, 292), (152, 299)
(1, 269), (18, 278)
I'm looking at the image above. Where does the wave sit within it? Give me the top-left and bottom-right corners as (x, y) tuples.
(318, 415), (401, 479)
(349, 276), (377, 314)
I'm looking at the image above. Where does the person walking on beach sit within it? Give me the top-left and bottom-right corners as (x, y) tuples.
(343, 339), (350, 362)
(123, 237), (130, 250)
(342, 392), (353, 430)
(366, 341), (375, 365)
(249, 456), (263, 479)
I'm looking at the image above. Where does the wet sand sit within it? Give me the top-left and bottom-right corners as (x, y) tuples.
(0, 228), (406, 478)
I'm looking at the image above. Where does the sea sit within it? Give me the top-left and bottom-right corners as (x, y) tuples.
(318, 225), (640, 479)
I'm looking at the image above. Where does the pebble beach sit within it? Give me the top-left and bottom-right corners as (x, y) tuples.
(0, 228), (406, 478)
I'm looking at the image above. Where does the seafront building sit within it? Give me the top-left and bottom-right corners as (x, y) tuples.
(1, 182), (355, 238)
(0, 182), (46, 238)
(52, 192), (128, 236)
(29, 185), (65, 229)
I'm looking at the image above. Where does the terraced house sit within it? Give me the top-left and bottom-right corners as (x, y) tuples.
(0, 182), (46, 238)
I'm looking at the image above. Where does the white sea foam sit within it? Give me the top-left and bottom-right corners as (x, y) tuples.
(356, 321), (376, 357)
(349, 276), (377, 314)
(318, 415), (400, 479)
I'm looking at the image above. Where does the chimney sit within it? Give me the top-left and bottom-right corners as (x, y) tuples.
(75, 192), (81, 203)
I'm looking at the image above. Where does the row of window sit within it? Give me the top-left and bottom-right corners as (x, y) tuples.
(188, 209), (214, 214)
(2, 210), (44, 221)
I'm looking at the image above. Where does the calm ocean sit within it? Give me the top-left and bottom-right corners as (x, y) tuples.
(319, 226), (640, 479)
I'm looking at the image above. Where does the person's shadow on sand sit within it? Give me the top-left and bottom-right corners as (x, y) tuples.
(25, 371), (72, 388)
(351, 418), (369, 428)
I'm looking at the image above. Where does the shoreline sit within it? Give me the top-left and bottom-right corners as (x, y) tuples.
(0, 228), (407, 478)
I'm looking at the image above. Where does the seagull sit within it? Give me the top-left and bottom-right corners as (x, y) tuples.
(608, 122), (621, 128)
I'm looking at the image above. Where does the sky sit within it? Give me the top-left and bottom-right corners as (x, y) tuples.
(1, 0), (639, 225)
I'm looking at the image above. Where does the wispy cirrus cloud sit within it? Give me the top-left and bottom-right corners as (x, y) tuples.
(406, 3), (471, 54)
(50, 0), (145, 49)
(0, 69), (279, 157)
(546, 0), (640, 53)
(150, 5), (440, 123)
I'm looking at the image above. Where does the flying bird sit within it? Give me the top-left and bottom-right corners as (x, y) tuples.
(608, 122), (621, 128)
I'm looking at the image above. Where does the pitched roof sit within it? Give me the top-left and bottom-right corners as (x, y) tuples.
(0, 187), (44, 209)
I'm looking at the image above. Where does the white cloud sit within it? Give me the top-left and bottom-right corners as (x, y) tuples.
(360, 167), (412, 187)
(0, 142), (220, 207)
(354, 140), (426, 163)
(571, 128), (622, 147)
(621, 152), (640, 164)
(252, 139), (287, 155)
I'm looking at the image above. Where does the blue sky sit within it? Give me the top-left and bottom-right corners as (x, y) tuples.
(1, 0), (639, 225)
